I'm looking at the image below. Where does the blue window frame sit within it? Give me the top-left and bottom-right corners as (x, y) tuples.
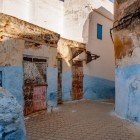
(97, 23), (103, 40)
(0, 71), (2, 87)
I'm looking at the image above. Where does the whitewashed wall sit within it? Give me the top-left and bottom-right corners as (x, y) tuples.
(83, 10), (114, 80)
(30, 0), (64, 34)
(0, 0), (64, 34)
(0, 0), (32, 21)
(63, 0), (113, 42)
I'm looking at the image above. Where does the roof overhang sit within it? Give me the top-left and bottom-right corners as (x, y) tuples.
(0, 13), (60, 47)
(57, 37), (86, 62)
(58, 37), (86, 49)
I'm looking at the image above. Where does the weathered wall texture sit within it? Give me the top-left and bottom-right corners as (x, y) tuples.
(0, 37), (24, 66)
(0, 88), (26, 140)
(58, 38), (85, 101)
(0, 37), (24, 106)
(114, 0), (140, 123)
(24, 44), (58, 108)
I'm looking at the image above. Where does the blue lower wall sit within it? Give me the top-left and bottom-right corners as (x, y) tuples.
(62, 71), (72, 101)
(0, 66), (24, 106)
(84, 75), (115, 100)
(47, 67), (58, 108)
(115, 64), (140, 123)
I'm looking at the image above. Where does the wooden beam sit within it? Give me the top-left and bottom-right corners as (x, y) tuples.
(58, 37), (86, 49)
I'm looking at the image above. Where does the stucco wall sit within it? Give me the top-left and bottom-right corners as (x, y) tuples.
(0, 88), (26, 140)
(0, 0), (64, 34)
(114, 0), (140, 123)
(62, 60), (72, 101)
(30, 0), (64, 34)
(82, 9), (115, 100)
(0, 37), (24, 105)
(0, 38), (26, 139)
(0, 0), (32, 21)
(84, 11), (114, 80)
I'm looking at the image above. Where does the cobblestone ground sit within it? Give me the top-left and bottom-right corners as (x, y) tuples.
(25, 100), (140, 140)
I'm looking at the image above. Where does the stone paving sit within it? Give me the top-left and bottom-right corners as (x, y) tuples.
(25, 100), (140, 140)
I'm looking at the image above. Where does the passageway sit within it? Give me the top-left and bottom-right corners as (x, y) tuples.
(25, 100), (139, 140)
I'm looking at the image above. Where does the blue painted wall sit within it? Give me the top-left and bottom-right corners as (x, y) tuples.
(47, 67), (58, 109)
(115, 64), (140, 123)
(84, 75), (115, 100)
(0, 88), (26, 140)
(62, 73), (115, 101)
(62, 71), (72, 101)
(0, 66), (24, 106)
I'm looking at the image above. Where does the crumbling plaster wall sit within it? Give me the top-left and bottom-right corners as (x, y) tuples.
(0, 88), (26, 140)
(114, 0), (140, 123)
(0, 38), (26, 139)
(0, 0), (32, 21)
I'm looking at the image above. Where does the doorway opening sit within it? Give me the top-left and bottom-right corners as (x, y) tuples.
(23, 55), (48, 116)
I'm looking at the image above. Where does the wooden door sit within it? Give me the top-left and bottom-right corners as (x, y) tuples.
(72, 61), (83, 100)
(23, 56), (47, 116)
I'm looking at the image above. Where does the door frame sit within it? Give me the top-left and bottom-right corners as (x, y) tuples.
(23, 54), (48, 115)
(72, 60), (84, 100)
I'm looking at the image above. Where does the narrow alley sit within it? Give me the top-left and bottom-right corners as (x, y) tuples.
(0, 0), (140, 139)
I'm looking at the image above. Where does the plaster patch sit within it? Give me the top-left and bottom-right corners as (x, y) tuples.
(0, 88), (26, 140)
(62, 71), (72, 101)
(115, 64), (140, 123)
(47, 67), (58, 109)
(84, 75), (115, 100)
(0, 66), (24, 106)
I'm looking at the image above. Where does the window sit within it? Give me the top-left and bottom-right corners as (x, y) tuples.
(0, 71), (2, 87)
(97, 24), (103, 40)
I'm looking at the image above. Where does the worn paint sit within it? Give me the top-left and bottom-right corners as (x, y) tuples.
(33, 85), (47, 112)
(23, 57), (47, 115)
(0, 66), (24, 106)
(62, 71), (72, 101)
(0, 37), (24, 66)
(47, 67), (58, 110)
(84, 75), (115, 100)
(0, 88), (26, 140)
(115, 64), (140, 122)
(114, 0), (140, 123)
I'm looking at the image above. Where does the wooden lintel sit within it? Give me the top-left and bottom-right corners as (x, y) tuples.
(58, 37), (86, 50)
